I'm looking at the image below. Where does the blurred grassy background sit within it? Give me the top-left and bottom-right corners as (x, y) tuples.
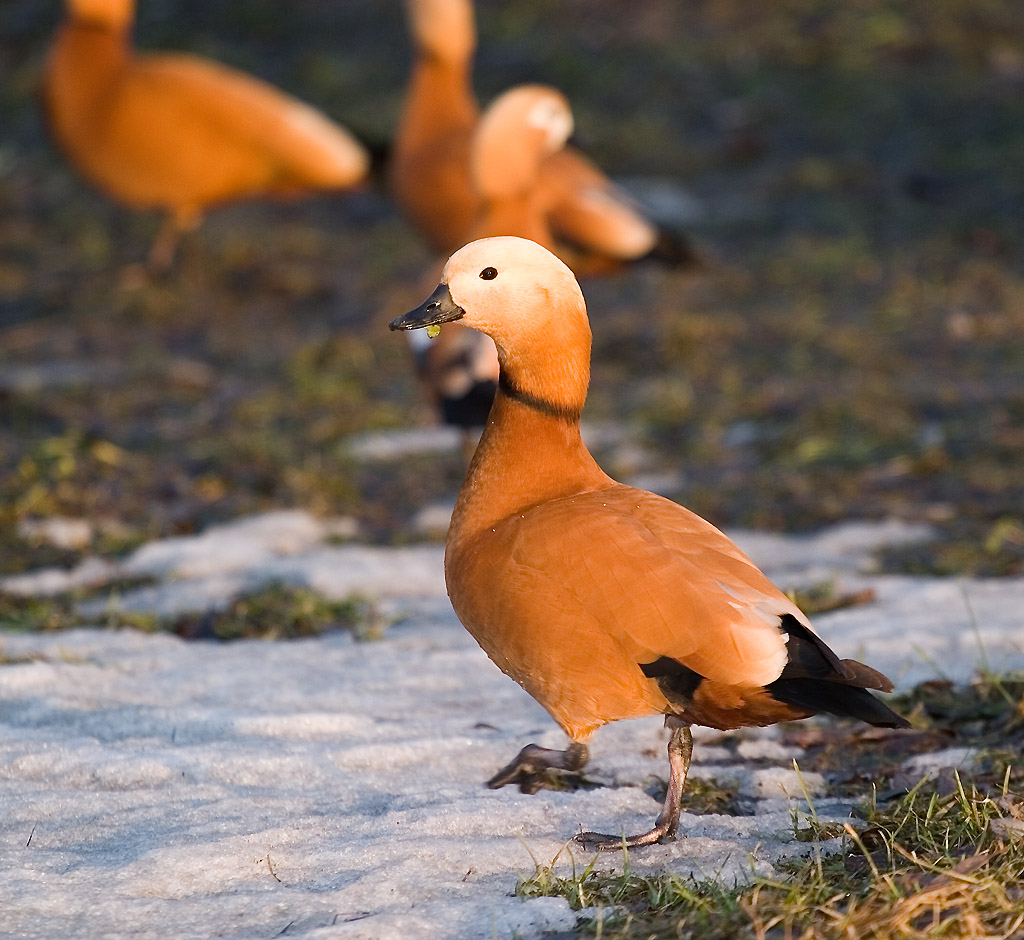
(2, 0), (1023, 577)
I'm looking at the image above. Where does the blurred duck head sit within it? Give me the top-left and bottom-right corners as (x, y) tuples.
(404, 0), (475, 61)
(472, 86), (573, 201)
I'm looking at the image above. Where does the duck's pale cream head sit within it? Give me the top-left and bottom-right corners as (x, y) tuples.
(66, 0), (134, 28)
(391, 236), (585, 345)
(391, 238), (591, 408)
(472, 86), (573, 199)
(405, 0), (475, 61)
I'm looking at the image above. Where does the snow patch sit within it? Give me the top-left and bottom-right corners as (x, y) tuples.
(0, 514), (1023, 938)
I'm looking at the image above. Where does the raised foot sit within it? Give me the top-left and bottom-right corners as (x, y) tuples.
(486, 742), (589, 795)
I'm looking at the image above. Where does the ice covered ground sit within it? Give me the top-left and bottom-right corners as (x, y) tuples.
(1, 511), (1023, 939)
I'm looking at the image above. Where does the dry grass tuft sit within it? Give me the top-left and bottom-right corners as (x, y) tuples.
(0, 583), (382, 643)
(520, 679), (1024, 940)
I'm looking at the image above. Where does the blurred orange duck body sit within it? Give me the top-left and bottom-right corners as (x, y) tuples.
(391, 0), (689, 267)
(404, 84), (653, 438)
(390, 0), (480, 253)
(394, 0), (695, 437)
(469, 84), (665, 273)
(391, 236), (908, 849)
(43, 0), (370, 267)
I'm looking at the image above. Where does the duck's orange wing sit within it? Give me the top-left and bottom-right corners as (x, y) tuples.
(504, 486), (803, 688)
(540, 148), (658, 261)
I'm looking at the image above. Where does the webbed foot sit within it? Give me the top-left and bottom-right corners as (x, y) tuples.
(575, 721), (693, 852)
(486, 741), (589, 794)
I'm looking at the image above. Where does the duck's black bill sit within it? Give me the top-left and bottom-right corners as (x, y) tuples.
(389, 283), (465, 331)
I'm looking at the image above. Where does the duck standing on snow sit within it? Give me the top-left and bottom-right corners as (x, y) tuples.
(43, 0), (370, 270)
(391, 236), (908, 849)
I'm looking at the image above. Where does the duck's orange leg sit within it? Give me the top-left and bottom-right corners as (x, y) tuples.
(147, 208), (201, 273)
(577, 718), (693, 851)
(487, 741), (589, 794)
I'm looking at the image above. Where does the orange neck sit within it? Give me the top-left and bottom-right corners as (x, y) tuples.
(45, 21), (129, 126)
(451, 394), (611, 539)
(449, 314), (610, 539)
(398, 53), (477, 143)
(392, 52), (480, 248)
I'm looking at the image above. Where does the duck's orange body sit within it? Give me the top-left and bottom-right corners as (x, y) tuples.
(391, 237), (907, 849)
(450, 482), (816, 741)
(43, 0), (369, 266)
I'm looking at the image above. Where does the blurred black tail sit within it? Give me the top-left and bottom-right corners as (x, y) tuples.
(643, 226), (704, 269)
(345, 127), (391, 183)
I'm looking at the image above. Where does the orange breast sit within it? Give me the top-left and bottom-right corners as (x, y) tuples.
(447, 523), (670, 741)
(445, 478), (811, 739)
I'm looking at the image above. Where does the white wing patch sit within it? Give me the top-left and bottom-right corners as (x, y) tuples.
(526, 99), (574, 152)
(713, 579), (792, 682)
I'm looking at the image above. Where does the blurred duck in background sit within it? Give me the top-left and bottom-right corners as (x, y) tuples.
(43, 0), (370, 271)
(390, 0), (479, 255)
(391, 0), (696, 268)
(469, 84), (644, 267)
(403, 85), (578, 447)
(392, 0), (699, 443)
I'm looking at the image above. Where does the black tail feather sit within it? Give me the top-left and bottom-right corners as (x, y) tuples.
(838, 658), (894, 693)
(768, 677), (910, 729)
(643, 226), (703, 269)
(779, 615), (897, 692)
(778, 614), (845, 678)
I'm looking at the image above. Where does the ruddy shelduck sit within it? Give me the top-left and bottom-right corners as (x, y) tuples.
(392, 0), (696, 437)
(403, 84), (575, 440)
(43, 0), (370, 269)
(390, 0), (695, 266)
(391, 237), (908, 849)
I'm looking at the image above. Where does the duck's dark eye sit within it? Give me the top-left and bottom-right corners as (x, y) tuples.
(479, 266), (498, 280)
